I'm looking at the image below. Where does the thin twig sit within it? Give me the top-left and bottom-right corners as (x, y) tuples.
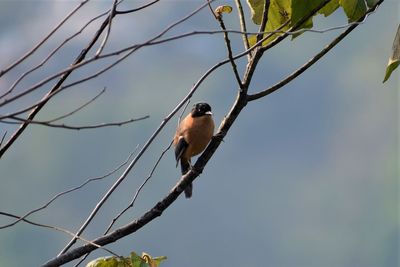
(0, 0), (90, 78)
(72, 141), (168, 265)
(115, 0), (160, 14)
(178, 99), (191, 126)
(0, 146), (139, 230)
(105, 141), (173, 234)
(45, 88), (106, 123)
(0, 211), (120, 257)
(3, 115), (149, 130)
(95, 0), (118, 56)
(215, 8), (243, 88)
(256, 0), (270, 42)
(234, 0), (250, 57)
(0, 131), (6, 148)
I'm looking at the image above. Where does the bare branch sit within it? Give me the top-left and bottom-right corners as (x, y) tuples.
(0, 87), (106, 121)
(214, 6), (243, 88)
(115, 0), (160, 14)
(0, 146), (139, 230)
(234, 0), (250, 56)
(0, 131), (6, 148)
(45, 88), (106, 123)
(95, 0), (118, 56)
(0, 211), (120, 257)
(105, 141), (173, 234)
(0, 0), (90, 78)
(3, 115), (149, 130)
(256, 0), (270, 43)
(178, 99), (191, 126)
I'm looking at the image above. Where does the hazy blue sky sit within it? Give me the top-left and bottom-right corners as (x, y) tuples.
(0, 1), (398, 267)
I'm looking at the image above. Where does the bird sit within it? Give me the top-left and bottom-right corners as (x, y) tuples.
(173, 102), (215, 198)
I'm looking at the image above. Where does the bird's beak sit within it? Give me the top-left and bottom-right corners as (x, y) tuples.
(205, 111), (213, 115)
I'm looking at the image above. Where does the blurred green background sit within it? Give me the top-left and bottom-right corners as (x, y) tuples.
(0, 1), (398, 266)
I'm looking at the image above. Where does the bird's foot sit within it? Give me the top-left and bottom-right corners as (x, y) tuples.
(213, 131), (225, 142)
(189, 164), (202, 175)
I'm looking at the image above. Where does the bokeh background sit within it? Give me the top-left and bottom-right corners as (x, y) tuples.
(0, 1), (398, 266)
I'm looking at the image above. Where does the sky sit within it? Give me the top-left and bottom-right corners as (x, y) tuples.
(0, 1), (399, 267)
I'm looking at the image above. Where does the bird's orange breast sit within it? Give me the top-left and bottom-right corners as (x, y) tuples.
(174, 114), (214, 159)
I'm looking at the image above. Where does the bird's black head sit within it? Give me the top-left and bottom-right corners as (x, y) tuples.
(191, 102), (212, 117)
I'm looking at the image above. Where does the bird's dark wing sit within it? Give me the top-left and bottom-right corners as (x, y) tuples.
(174, 136), (188, 167)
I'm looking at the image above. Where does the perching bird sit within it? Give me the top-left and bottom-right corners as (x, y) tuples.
(173, 102), (215, 198)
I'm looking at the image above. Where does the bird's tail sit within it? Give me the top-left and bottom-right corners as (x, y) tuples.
(180, 160), (192, 198)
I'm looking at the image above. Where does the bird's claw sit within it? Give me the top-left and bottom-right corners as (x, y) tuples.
(213, 131), (225, 142)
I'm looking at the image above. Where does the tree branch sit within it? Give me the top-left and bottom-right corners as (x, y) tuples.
(3, 115), (149, 130)
(115, 0), (160, 15)
(215, 10), (243, 88)
(95, 0), (118, 56)
(256, 0), (270, 43)
(234, 0), (250, 57)
(105, 141), (173, 234)
(0, 211), (120, 257)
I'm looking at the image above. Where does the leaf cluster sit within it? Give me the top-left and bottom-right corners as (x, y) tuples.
(86, 252), (166, 267)
(247, 0), (380, 45)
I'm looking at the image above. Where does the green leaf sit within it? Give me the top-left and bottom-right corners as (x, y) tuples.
(247, 0), (291, 46)
(291, 0), (326, 24)
(247, 0), (266, 25)
(339, 0), (367, 22)
(319, 0), (340, 16)
(214, 5), (233, 15)
(86, 251), (167, 267)
(247, 0), (332, 47)
(130, 252), (145, 267)
(383, 25), (400, 83)
(366, 0), (379, 8)
(86, 256), (129, 267)
(290, 0), (327, 38)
